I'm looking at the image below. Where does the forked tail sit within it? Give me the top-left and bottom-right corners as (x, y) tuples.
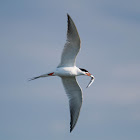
(29, 72), (54, 81)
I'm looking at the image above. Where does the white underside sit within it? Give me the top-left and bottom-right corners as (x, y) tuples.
(54, 66), (84, 77)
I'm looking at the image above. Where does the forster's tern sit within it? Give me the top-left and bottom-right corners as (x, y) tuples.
(30, 14), (95, 132)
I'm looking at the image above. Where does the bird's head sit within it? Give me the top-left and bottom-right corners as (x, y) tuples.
(79, 68), (91, 76)
(79, 68), (95, 88)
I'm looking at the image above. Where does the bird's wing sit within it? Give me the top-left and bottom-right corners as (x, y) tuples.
(61, 77), (83, 132)
(58, 14), (81, 67)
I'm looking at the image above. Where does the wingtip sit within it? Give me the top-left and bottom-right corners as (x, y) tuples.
(70, 126), (73, 133)
(70, 119), (74, 133)
(67, 13), (70, 22)
(67, 13), (71, 21)
(67, 13), (70, 18)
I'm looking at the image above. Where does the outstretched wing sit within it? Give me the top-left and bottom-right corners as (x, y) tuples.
(61, 77), (83, 132)
(58, 14), (81, 67)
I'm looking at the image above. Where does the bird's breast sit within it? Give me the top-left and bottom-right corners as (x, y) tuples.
(55, 67), (79, 77)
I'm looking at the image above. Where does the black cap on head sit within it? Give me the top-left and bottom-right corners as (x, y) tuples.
(79, 68), (88, 72)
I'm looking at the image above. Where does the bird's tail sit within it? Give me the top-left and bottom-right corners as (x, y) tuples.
(29, 72), (54, 81)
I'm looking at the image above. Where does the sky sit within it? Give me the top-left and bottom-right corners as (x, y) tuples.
(0, 0), (140, 140)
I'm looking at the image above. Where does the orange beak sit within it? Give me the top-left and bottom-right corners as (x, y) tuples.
(86, 72), (91, 76)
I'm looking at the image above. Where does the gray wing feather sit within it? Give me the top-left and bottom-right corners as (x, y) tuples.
(58, 14), (81, 67)
(61, 77), (83, 132)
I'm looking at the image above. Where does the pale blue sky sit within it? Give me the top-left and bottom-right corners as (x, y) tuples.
(0, 0), (140, 140)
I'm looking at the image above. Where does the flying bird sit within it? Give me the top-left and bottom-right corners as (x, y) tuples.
(30, 14), (95, 132)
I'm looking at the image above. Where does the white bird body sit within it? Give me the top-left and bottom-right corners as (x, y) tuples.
(54, 66), (84, 77)
(30, 14), (95, 132)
